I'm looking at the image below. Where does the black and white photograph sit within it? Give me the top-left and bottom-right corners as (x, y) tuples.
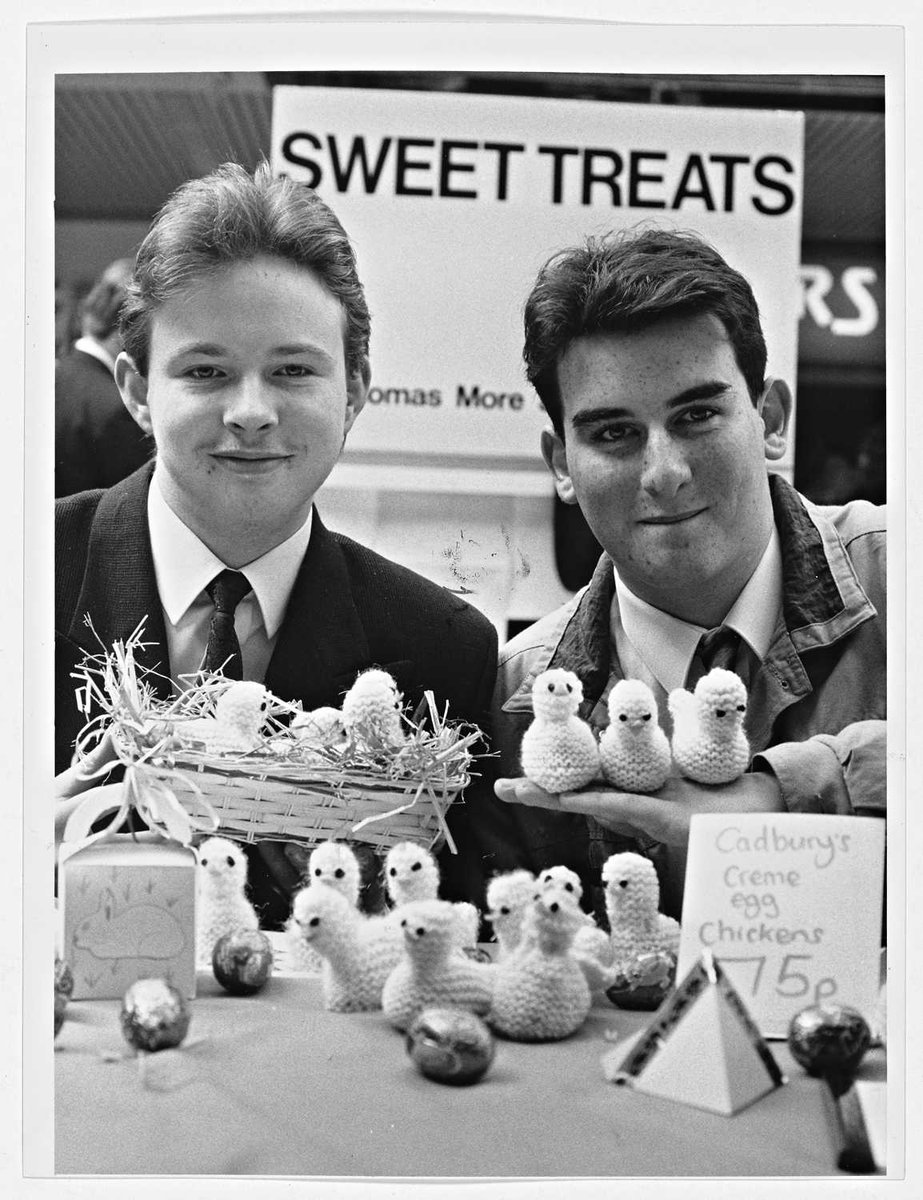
(10, 3), (916, 1196)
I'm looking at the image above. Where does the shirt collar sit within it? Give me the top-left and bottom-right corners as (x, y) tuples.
(73, 335), (117, 375)
(147, 468), (312, 637)
(612, 526), (782, 693)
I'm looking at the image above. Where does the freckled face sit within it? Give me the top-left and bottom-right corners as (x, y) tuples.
(546, 315), (784, 622)
(118, 255), (366, 560)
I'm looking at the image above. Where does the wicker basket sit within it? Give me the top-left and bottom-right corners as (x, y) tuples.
(150, 751), (469, 852)
(71, 625), (479, 855)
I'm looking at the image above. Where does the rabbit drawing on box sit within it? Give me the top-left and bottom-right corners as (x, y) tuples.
(72, 887), (187, 961)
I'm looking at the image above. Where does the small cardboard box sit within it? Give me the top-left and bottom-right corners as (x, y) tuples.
(58, 789), (197, 1001)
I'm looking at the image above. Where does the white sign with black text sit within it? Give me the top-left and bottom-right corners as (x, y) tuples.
(677, 813), (884, 1038)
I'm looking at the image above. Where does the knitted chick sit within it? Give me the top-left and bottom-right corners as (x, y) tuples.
(341, 668), (406, 750)
(668, 667), (750, 784)
(381, 900), (494, 1032)
(520, 668), (599, 793)
(599, 679), (671, 792)
(537, 865), (614, 991)
(290, 706), (347, 763)
(195, 836), (259, 965)
(179, 681), (270, 754)
(485, 869), (538, 959)
(383, 841), (479, 950)
(488, 885), (591, 1041)
(602, 851), (680, 968)
(283, 841), (363, 972)
(289, 884), (403, 1012)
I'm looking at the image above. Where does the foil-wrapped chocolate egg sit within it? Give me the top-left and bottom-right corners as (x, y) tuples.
(406, 1007), (496, 1085)
(120, 979), (191, 1052)
(788, 1003), (871, 1077)
(55, 956), (74, 1000)
(212, 929), (274, 995)
(54, 989), (68, 1038)
(606, 949), (677, 1011)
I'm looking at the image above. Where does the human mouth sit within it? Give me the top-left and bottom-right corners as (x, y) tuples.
(638, 508), (707, 526)
(211, 451), (292, 474)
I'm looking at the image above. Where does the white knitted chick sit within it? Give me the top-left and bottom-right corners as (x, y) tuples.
(195, 836), (259, 965)
(341, 668), (406, 750)
(485, 869), (537, 959)
(381, 900), (494, 1031)
(536, 865), (613, 991)
(488, 886), (591, 1040)
(668, 667), (750, 784)
(292, 706), (346, 747)
(180, 681), (270, 754)
(520, 668), (599, 793)
(602, 851), (680, 968)
(599, 679), (671, 792)
(383, 841), (479, 950)
(289, 885), (403, 1011)
(283, 841), (363, 972)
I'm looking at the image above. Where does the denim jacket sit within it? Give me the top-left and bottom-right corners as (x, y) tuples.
(491, 476), (886, 915)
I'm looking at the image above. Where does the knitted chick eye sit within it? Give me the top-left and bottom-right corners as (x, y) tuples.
(314, 868), (322, 877)
(200, 858), (208, 867)
(618, 880), (629, 889)
(737, 704), (746, 712)
(309, 916), (320, 927)
(619, 713), (628, 722)
(564, 882), (574, 893)
(499, 906), (510, 915)
(565, 683), (573, 693)
(548, 901), (560, 912)
(389, 867), (397, 877)
(642, 713), (652, 721)
(547, 682), (555, 692)
(334, 868), (345, 879)
(411, 862), (422, 872)
(416, 927), (426, 937)
(715, 709), (726, 718)
(226, 855), (235, 868)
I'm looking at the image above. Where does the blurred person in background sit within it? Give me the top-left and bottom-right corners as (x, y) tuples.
(55, 257), (154, 496)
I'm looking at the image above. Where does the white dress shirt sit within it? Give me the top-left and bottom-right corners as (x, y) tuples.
(147, 468), (312, 688)
(610, 527), (783, 719)
(73, 335), (117, 375)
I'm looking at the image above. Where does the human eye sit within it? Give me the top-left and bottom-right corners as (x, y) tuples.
(590, 422), (638, 447)
(182, 364), (225, 382)
(676, 404), (719, 429)
(274, 363), (315, 379)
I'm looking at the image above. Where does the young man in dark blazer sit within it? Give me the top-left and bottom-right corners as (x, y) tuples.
(55, 162), (518, 927)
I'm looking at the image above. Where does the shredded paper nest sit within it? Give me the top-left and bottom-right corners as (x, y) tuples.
(69, 620), (485, 853)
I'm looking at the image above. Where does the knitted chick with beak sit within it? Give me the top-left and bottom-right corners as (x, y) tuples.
(599, 679), (671, 793)
(668, 667), (749, 784)
(520, 668), (599, 793)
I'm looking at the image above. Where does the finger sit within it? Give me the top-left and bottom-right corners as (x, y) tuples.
(493, 778), (564, 810)
(557, 789), (673, 842)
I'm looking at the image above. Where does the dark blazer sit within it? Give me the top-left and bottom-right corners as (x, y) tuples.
(56, 463), (521, 925)
(55, 347), (154, 497)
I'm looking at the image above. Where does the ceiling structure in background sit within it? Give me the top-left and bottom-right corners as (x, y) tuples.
(55, 71), (885, 244)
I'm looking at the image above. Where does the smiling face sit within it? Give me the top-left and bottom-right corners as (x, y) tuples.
(543, 314), (790, 627)
(117, 255), (368, 566)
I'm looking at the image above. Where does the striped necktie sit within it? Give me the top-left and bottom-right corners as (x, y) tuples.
(202, 569), (252, 679)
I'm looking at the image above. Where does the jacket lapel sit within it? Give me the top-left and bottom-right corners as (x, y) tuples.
(64, 463), (171, 697)
(265, 515), (414, 710)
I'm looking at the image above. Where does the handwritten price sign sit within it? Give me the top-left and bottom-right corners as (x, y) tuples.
(677, 814), (884, 1037)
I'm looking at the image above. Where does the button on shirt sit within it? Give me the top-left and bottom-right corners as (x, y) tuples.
(147, 469), (312, 688)
(609, 527), (783, 722)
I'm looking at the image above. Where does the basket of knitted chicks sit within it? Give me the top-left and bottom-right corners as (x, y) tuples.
(69, 623), (484, 854)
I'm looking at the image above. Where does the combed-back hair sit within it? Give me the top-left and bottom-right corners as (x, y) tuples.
(80, 258), (133, 341)
(120, 161), (370, 378)
(523, 227), (766, 434)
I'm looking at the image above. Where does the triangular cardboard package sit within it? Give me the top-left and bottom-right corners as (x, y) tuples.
(608, 950), (784, 1116)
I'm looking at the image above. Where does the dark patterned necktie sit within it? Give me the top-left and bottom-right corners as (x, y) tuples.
(202, 569), (252, 679)
(687, 625), (745, 689)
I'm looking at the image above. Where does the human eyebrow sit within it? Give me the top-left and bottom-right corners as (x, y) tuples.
(570, 406), (634, 431)
(664, 381), (734, 409)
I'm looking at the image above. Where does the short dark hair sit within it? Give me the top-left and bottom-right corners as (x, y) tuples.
(523, 227), (767, 435)
(120, 161), (370, 378)
(80, 258), (133, 341)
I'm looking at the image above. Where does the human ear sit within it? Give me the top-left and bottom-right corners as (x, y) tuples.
(343, 359), (370, 439)
(758, 377), (792, 462)
(541, 426), (578, 505)
(115, 352), (153, 435)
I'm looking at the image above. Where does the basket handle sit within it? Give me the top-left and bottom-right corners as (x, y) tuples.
(61, 782), (128, 843)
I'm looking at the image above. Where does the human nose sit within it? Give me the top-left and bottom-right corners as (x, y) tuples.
(639, 428), (691, 498)
(222, 377), (279, 434)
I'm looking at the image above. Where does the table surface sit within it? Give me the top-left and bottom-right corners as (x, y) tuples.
(54, 939), (886, 1178)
